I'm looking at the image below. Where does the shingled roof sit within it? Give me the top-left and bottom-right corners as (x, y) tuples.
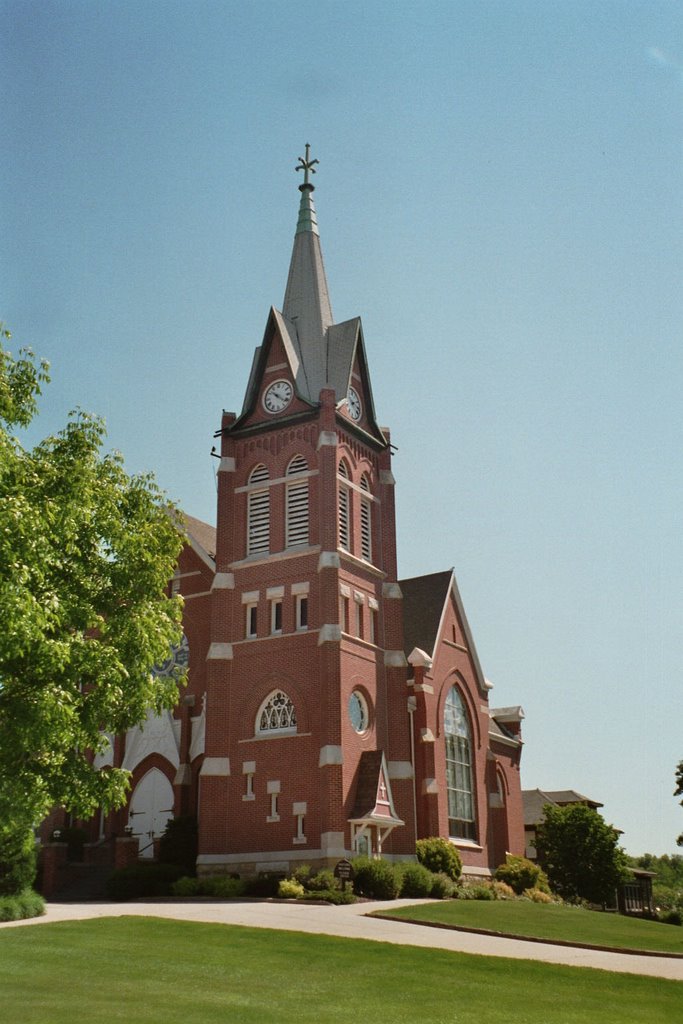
(183, 514), (217, 561)
(400, 570), (453, 660)
(522, 788), (603, 827)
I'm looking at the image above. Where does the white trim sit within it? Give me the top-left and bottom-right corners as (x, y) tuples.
(380, 470), (395, 485)
(266, 586), (285, 599)
(200, 757), (230, 777)
(387, 760), (414, 779)
(218, 457), (236, 473)
(206, 643), (233, 660)
(339, 583), (351, 598)
(319, 745), (343, 766)
(317, 431), (338, 448)
(420, 728), (436, 743)
(382, 582), (403, 599)
(291, 581), (310, 595)
(212, 573), (235, 590)
(318, 551), (341, 571)
(242, 590), (260, 603)
(318, 624), (342, 644)
(422, 778), (439, 795)
(384, 650), (407, 667)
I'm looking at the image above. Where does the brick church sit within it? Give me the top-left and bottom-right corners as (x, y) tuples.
(47, 148), (525, 882)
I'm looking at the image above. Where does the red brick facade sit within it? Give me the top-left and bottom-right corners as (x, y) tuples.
(44, 165), (525, 882)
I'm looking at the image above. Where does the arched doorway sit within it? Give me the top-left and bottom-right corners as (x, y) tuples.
(128, 768), (174, 858)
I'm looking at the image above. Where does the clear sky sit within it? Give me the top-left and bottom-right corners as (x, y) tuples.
(3, 1), (682, 856)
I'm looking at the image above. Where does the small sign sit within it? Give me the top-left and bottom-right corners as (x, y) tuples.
(334, 859), (355, 891)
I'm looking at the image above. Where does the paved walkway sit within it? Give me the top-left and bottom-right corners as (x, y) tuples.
(2, 898), (682, 981)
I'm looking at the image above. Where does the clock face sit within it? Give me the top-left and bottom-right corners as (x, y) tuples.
(152, 634), (190, 679)
(348, 691), (368, 733)
(347, 386), (362, 421)
(263, 379), (293, 414)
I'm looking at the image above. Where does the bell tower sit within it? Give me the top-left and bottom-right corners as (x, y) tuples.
(197, 147), (414, 875)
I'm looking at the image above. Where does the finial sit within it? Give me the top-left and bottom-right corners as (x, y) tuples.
(295, 143), (319, 190)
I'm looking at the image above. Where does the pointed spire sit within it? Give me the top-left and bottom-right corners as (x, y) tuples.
(282, 145), (333, 365)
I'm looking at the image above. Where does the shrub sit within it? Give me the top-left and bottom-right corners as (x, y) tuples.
(0, 889), (45, 922)
(415, 838), (462, 882)
(430, 872), (457, 899)
(523, 887), (554, 904)
(659, 908), (682, 926)
(352, 857), (401, 900)
(292, 864), (312, 886)
(158, 817), (198, 875)
(170, 875), (246, 898)
(301, 888), (356, 905)
(457, 883), (494, 901)
(278, 878), (305, 899)
(491, 880), (516, 900)
(243, 873), (283, 898)
(0, 830), (37, 896)
(398, 862), (434, 898)
(105, 862), (184, 900)
(495, 855), (549, 895)
(308, 869), (336, 892)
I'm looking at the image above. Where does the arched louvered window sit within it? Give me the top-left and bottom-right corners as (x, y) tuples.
(338, 460), (350, 552)
(286, 454), (309, 548)
(256, 690), (297, 735)
(360, 474), (372, 562)
(444, 687), (476, 841)
(247, 464), (270, 555)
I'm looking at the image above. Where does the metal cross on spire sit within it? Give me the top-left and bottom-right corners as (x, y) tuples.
(295, 143), (319, 188)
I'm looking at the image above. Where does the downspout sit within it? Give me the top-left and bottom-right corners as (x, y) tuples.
(407, 692), (418, 843)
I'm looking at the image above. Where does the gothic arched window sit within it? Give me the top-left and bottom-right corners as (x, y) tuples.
(256, 690), (297, 735)
(338, 460), (350, 552)
(360, 473), (372, 562)
(247, 464), (269, 555)
(286, 454), (309, 548)
(444, 686), (476, 841)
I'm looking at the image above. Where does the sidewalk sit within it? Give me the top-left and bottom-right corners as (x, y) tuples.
(2, 898), (682, 981)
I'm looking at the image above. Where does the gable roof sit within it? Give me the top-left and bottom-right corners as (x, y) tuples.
(183, 514), (217, 567)
(400, 569), (489, 697)
(349, 750), (403, 825)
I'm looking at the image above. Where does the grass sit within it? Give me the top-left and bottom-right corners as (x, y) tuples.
(0, 917), (681, 1023)
(378, 900), (683, 955)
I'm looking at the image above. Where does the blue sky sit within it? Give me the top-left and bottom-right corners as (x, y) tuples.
(3, 1), (682, 856)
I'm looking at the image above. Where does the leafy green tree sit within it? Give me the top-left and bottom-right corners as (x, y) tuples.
(675, 760), (683, 846)
(0, 329), (185, 887)
(536, 803), (629, 906)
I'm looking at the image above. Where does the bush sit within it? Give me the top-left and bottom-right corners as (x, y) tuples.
(491, 880), (516, 900)
(243, 873), (283, 898)
(457, 883), (494, 901)
(291, 864), (312, 886)
(308, 869), (336, 892)
(278, 878), (305, 899)
(415, 838), (462, 882)
(430, 872), (457, 899)
(398, 862), (434, 898)
(495, 855), (549, 895)
(301, 888), (356, 905)
(352, 857), (401, 900)
(0, 830), (37, 896)
(105, 862), (185, 900)
(659, 908), (682, 926)
(0, 888), (45, 922)
(158, 817), (198, 875)
(523, 887), (554, 904)
(170, 875), (246, 898)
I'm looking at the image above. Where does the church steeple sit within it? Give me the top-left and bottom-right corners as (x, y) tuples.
(282, 144), (333, 362)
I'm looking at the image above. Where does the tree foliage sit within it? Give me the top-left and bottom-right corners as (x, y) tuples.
(675, 760), (683, 847)
(0, 330), (185, 868)
(536, 803), (629, 905)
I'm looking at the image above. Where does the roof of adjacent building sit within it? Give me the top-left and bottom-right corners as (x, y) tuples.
(183, 514), (217, 560)
(522, 788), (603, 827)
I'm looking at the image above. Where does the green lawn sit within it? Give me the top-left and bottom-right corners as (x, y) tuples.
(377, 900), (683, 955)
(0, 918), (681, 1024)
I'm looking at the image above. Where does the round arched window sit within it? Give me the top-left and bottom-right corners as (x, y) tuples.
(348, 691), (369, 733)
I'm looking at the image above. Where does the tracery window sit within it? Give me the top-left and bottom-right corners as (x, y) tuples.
(256, 690), (297, 735)
(338, 460), (350, 551)
(444, 686), (476, 841)
(360, 473), (372, 562)
(247, 464), (270, 555)
(286, 454), (309, 548)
